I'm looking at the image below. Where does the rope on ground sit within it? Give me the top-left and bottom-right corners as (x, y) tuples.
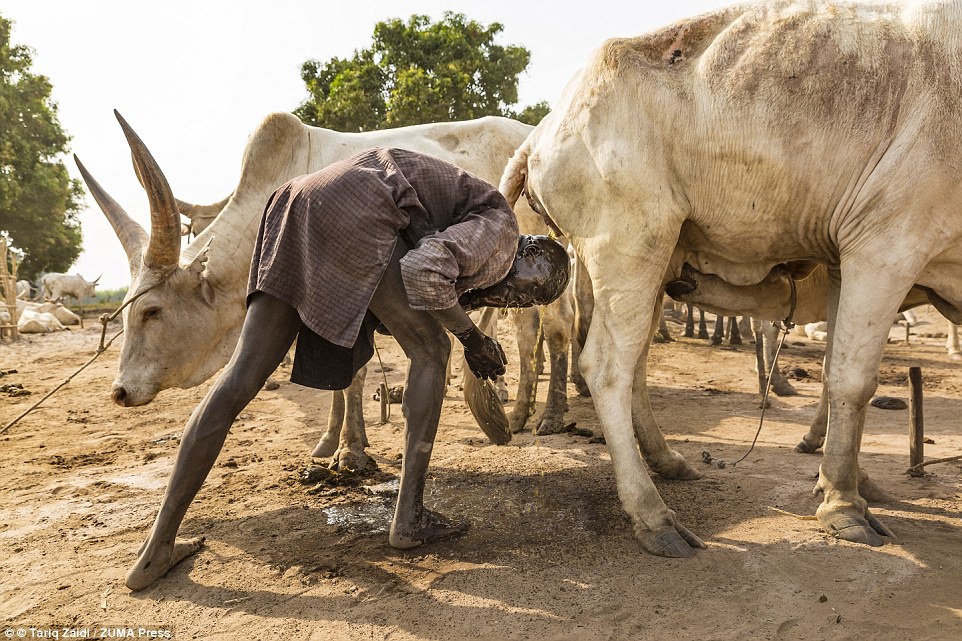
(731, 278), (797, 466)
(768, 506), (818, 521)
(0, 328), (124, 436)
(906, 454), (962, 475)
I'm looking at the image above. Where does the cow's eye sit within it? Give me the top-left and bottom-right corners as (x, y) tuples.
(142, 307), (161, 322)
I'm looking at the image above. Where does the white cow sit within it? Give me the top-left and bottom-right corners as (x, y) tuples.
(77, 110), (571, 469)
(18, 307), (66, 333)
(15, 280), (33, 300)
(16, 300), (82, 326)
(501, 0), (962, 554)
(41, 272), (99, 304)
(176, 193), (232, 237)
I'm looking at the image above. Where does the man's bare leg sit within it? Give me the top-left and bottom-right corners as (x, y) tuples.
(369, 244), (470, 548)
(126, 293), (301, 591)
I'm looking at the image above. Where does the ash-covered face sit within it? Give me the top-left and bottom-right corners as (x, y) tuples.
(460, 235), (570, 311)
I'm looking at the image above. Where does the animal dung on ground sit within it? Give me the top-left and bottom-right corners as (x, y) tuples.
(372, 385), (404, 403)
(870, 396), (908, 410)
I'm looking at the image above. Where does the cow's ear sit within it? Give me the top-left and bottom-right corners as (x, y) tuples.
(186, 239), (215, 305)
(186, 238), (212, 278)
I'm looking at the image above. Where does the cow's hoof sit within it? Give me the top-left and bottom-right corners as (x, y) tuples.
(535, 414), (566, 436)
(697, 330), (710, 340)
(817, 507), (887, 546)
(329, 449), (371, 473)
(639, 525), (704, 558)
(311, 434), (340, 458)
(125, 536), (205, 592)
(651, 453), (703, 480)
(509, 409), (531, 434)
(389, 509), (470, 549)
(794, 437), (823, 454)
(950, 352), (962, 362)
(771, 379), (798, 397)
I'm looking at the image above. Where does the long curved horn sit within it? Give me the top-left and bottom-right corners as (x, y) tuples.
(74, 154), (147, 270)
(114, 110), (181, 270)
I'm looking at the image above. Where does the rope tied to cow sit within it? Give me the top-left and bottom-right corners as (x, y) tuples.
(0, 282), (161, 437)
(731, 278), (797, 466)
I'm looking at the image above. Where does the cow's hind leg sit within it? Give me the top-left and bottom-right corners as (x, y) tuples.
(509, 307), (541, 432)
(948, 321), (961, 361)
(631, 299), (702, 480)
(796, 383), (828, 453)
(814, 257), (915, 546)
(535, 292), (573, 435)
(570, 257), (592, 397)
(578, 241), (704, 557)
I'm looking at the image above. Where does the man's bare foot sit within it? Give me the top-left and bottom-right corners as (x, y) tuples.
(389, 509), (470, 549)
(125, 537), (205, 591)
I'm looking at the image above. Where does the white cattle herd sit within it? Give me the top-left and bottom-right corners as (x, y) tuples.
(35, 0), (962, 574)
(3, 274), (94, 333)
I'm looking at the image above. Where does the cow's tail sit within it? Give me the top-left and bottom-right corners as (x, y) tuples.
(499, 139), (531, 210)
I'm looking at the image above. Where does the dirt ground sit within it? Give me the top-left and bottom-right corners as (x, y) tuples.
(1, 305), (961, 640)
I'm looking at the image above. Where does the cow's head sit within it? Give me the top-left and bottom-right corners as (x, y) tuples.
(76, 111), (241, 406)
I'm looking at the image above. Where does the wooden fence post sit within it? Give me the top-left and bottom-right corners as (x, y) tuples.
(0, 238), (20, 342)
(379, 382), (389, 423)
(909, 366), (924, 473)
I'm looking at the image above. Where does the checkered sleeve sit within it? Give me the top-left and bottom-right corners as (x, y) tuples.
(400, 205), (518, 310)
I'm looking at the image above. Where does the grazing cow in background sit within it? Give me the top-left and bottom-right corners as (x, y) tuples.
(15, 280), (34, 300)
(41, 272), (99, 305)
(78, 110), (572, 470)
(501, 0), (962, 554)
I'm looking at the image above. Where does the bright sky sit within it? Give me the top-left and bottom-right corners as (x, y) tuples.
(1, 0), (732, 289)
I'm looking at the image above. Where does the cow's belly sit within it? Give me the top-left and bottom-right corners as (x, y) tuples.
(674, 218), (822, 286)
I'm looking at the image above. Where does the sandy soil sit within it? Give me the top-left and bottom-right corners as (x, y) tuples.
(1, 306), (960, 640)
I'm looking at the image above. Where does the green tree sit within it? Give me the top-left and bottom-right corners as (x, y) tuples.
(0, 15), (83, 281)
(296, 12), (549, 131)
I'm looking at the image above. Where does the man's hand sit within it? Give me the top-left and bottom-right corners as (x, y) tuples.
(454, 326), (507, 381)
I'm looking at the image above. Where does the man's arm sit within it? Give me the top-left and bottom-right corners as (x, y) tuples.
(427, 305), (506, 381)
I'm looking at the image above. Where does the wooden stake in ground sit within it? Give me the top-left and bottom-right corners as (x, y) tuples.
(379, 381), (389, 424)
(909, 366), (924, 475)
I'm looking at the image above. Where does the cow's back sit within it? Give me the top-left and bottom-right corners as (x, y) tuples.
(529, 0), (962, 261)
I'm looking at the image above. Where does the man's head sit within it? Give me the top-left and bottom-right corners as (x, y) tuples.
(460, 235), (570, 311)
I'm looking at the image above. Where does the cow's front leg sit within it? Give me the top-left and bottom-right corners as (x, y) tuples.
(754, 319), (796, 398)
(814, 260), (910, 545)
(127, 294), (300, 591)
(311, 389), (346, 458)
(580, 258), (704, 556)
(796, 383), (828, 453)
